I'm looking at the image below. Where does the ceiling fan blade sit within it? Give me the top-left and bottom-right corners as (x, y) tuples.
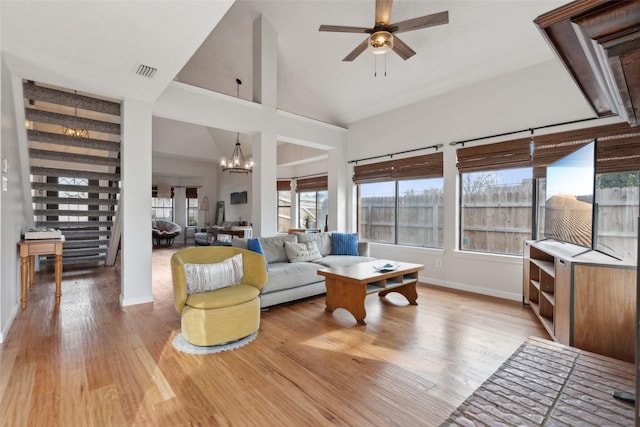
(319, 25), (371, 33)
(390, 11), (449, 34)
(375, 0), (393, 25)
(343, 38), (369, 62)
(391, 35), (416, 60)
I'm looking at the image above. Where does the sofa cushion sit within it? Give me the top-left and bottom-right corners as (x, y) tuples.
(247, 238), (269, 271)
(262, 261), (323, 294)
(331, 233), (359, 256)
(284, 241), (322, 263)
(314, 255), (376, 269)
(259, 235), (297, 263)
(296, 232), (332, 257)
(184, 254), (244, 294)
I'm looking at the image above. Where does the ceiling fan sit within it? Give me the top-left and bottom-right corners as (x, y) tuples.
(319, 0), (448, 61)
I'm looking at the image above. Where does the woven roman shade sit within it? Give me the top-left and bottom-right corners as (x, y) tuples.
(185, 187), (198, 199)
(456, 139), (532, 173)
(533, 122), (640, 177)
(296, 175), (327, 192)
(152, 185), (174, 198)
(277, 180), (291, 191)
(352, 152), (443, 184)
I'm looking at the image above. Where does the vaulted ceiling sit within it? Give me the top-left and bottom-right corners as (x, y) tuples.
(2, 0), (573, 166)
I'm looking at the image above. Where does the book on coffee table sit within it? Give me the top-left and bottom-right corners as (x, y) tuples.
(24, 227), (62, 240)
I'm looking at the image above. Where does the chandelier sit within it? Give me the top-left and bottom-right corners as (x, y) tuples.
(220, 78), (253, 174)
(62, 90), (89, 138)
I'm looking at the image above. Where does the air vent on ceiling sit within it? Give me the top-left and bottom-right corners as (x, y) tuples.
(136, 64), (157, 79)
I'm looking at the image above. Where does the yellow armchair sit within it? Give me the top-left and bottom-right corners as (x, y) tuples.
(171, 247), (268, 346)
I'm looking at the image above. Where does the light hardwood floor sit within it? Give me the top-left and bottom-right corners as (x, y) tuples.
(0, 245), (548, 426)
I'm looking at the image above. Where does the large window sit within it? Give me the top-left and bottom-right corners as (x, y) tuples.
(458, 122), (640, 259)
(360, 179), (444, 247)
(186, 187), (198, 226)
(277, 180), (291, 233)
(298, 191), (328, 230)
(152, 185), (173, 220)
(296, 176), (328, 231)
(460, 168), (533, 255)
(457, 137), (533, 256)
(355, 152), (444, 248)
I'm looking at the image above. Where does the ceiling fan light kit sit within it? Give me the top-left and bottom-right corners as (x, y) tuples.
(319, 0), (448, 62)
(368, 31), (393, 54)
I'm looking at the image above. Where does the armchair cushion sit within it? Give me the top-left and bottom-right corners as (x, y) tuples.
(184, 254), (243, 294)
(185, 284), (259, 310)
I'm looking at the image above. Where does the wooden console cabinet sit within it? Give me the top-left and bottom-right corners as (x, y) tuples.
(523, 240), (636, 363)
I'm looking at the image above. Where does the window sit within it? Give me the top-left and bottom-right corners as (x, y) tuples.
(152, 185), (173, 220)
(298, 191), (328, 230)
(457, 138), (533, 256)
(460, 168), (533, 255)
(355, 152), (444, 248)
(458, 121), (639, 258)
(186, 187), (198, 226)
(296, 176), (328, 231)
(534, 126), (640, 261)
(277, 180), (291, 233)
(57, 177), (89, 221)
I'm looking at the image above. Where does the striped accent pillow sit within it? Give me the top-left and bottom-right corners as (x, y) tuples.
(331, 233), (359, 256)
(184, 254), (244, 294)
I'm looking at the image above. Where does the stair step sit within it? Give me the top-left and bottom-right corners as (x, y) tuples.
(32, 182), (120, 195)
(31, 166), (120, 182)
(33, 209), (116, 217)
(25, 109), (121, 135)
(61, 239), (109, 249)
(33, 196), (118, 206)
(61, 230), (111, 238)
(41, 254), (106, 266)
(23, 81), (121, 116)
(36, 221), (113, 228)
(28, 130), (120, 153)
(62, 247), (108, 257)
(30, 149), (120, 167)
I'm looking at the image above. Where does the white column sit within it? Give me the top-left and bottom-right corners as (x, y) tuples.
(328, 147), (348, 232)
(251, 14), (278, 236)
(252, 129), (277, 237)
(252, 15), (277, 107)
(121, 98), (153, 306)
(174, 187), (186, 231)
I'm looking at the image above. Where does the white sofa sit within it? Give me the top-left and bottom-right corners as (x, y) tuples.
(232, 232), (375, 308)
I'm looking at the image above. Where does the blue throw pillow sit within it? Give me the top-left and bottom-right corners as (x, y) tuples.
(247, 238), (269, 271)
(331, 233), (359, 256)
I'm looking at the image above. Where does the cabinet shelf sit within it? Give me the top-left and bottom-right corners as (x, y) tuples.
(523, 239), (636, 363)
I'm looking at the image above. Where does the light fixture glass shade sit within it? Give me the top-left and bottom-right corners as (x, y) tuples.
(368, 31), (393, 54)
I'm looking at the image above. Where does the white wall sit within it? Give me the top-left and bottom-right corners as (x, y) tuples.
(347, 60), (604, 301)
(0, 57), (29, 342)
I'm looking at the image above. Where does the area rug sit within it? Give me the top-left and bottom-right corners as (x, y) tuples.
(171, 332), (258, 355)
(441, 336), (634, 426)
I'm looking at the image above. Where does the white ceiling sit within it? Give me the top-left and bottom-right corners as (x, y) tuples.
(177, 0), (571, 127)
(1, 0), (572, 165)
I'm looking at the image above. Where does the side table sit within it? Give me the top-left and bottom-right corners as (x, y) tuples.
(17, 237), (65, 309)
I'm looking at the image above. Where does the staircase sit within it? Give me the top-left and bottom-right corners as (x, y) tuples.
(23, 81), (121, 267)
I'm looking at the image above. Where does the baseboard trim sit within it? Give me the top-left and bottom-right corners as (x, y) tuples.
(418, 274), (521, 302)
(120, 294), (154, 307)
(0, 302), (20, 344)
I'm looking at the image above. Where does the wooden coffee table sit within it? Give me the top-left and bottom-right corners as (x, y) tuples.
(318, 260), (424, 324)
